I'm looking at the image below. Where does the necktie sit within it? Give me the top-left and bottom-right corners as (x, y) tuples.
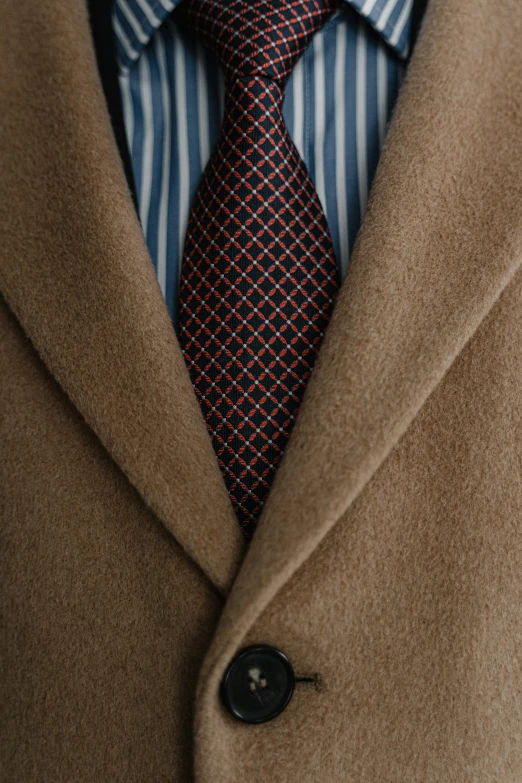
(178, 0), (340, 540)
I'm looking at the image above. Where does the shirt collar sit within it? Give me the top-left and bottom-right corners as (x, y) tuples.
(347, 0), (414, 59)
(113, 0), (414, 73)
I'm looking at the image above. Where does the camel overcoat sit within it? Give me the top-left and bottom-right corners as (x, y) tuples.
(2, 0), (522, 780)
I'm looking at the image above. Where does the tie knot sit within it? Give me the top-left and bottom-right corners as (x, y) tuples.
(179, 0), (339, 85)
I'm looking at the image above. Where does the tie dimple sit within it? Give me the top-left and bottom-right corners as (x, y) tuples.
(181, 0), (338, 84)
(178, 0), (341, 541)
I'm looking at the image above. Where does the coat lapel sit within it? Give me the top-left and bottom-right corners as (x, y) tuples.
(199, 0), (522, 682)
(0, 0), (245, 595)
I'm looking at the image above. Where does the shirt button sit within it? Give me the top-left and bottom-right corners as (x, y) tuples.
(220, 645), (295, 724)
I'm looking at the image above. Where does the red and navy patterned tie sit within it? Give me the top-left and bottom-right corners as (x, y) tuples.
(178, 0), (341, 540)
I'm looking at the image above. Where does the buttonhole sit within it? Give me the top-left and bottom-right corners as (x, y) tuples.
(294, 673), (321, 691)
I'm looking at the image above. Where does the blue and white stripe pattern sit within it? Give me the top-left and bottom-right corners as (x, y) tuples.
(113, 0), (413, 324)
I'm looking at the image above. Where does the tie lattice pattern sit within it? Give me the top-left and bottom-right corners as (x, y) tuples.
(178, 0), (341, 540)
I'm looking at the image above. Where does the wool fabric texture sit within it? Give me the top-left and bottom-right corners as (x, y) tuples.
(2, 0), (522, 780)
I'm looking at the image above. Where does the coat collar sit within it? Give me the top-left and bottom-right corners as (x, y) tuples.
(113, 0), (414, 73)
(1, 0), (522, 653)
(0, 0), (245, 596)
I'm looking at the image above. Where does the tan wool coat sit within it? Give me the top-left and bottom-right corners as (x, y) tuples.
(2, 0), (522, 780)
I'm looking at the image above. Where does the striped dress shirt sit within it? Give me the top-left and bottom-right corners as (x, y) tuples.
(113, 0), (413, 325)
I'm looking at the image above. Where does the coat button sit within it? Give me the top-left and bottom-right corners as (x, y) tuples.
(220, 645), (295, 724)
